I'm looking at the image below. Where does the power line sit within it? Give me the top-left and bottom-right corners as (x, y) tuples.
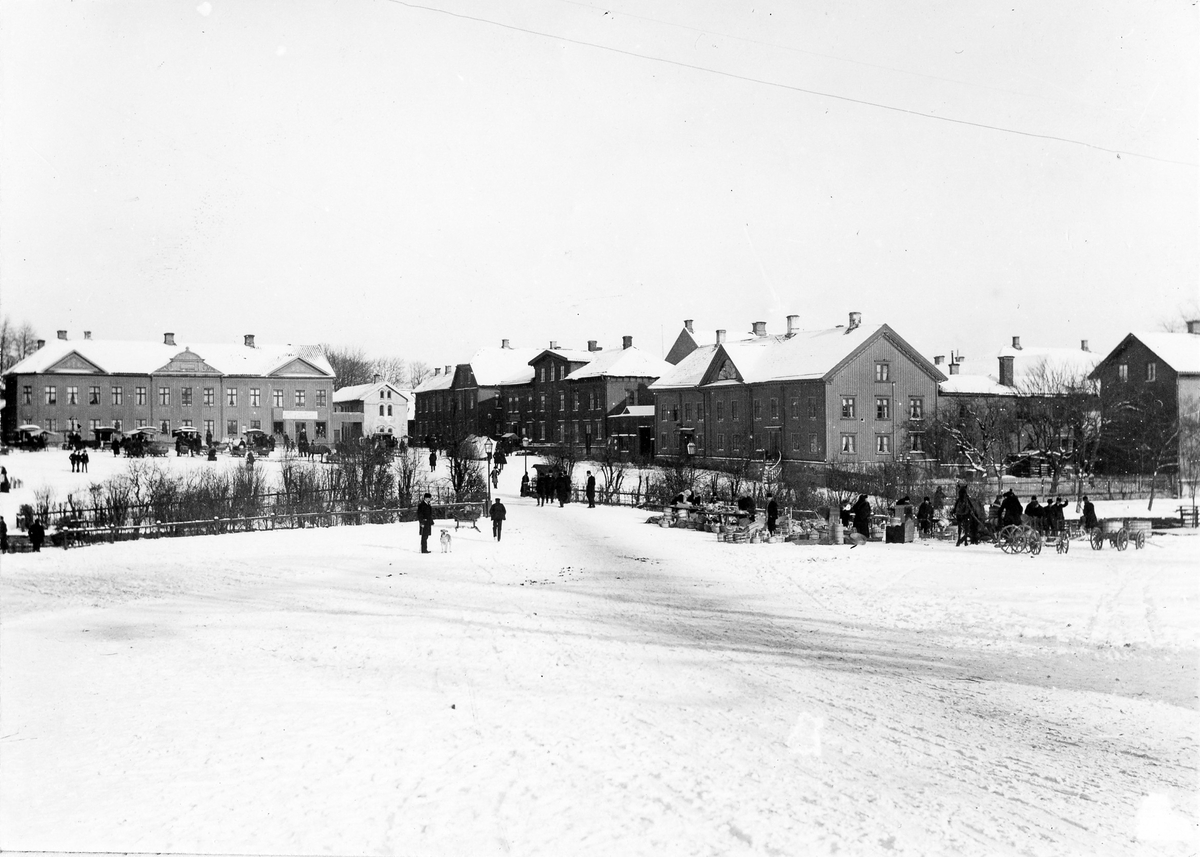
(380, 0), (1195, 168)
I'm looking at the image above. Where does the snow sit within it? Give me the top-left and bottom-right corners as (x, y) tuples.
(1127, 332), (1200, 376)
(1, 449), (1198, 855)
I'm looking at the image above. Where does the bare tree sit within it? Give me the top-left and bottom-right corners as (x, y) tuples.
(408, 360), (432, 388)
(443, 433), (486, 503)
(1014, 361), (1099, 496)
(924, 397), (1021, 495)
(0, 316), (39, 374)
(321, 344), (374, 388)
(371, 356), (409, 386)
(592, 442), (629, 502)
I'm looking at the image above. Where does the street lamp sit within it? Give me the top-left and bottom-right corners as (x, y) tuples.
(484, 437), (494, 507)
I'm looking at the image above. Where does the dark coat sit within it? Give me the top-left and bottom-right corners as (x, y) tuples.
(1000, 493), (1024, 526)
(1024, 499), (1043, 519)
(417, 500), (434, 536)
(29, 521), (45, 547)
(490, 501), (507, 522)
(766, 499), (778, 524)
(556, 474), (570, 502)
(1082, 501), (1097, 528)
(916, 500), (933, 523)
(851, 497), (872, 535)
(586, 475), (596, 497)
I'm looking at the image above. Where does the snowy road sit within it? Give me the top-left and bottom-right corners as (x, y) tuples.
(1, 469), (1197, 855)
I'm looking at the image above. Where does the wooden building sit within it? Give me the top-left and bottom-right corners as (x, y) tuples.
(649, 312), (944, 466)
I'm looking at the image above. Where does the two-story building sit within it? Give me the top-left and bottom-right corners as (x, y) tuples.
(331, 379), (411, 443)
(650, 312), (944, 466)
(2, 331), (335, 443)
(562, 337), (672, 454)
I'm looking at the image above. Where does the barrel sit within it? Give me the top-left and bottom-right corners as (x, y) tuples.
(829, 520), (845, 545)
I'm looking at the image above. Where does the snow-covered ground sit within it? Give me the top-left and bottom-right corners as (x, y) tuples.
(1, 449), (1197, 855)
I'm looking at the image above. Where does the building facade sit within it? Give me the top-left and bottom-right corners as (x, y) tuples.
(331, 380), (411, 443)
(2, 331), (335, 444)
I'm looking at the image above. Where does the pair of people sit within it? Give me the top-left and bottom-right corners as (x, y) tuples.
(417, 494), (507, 551)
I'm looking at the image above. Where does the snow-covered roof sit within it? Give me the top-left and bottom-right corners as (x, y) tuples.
(1125, 332), (1200, 375)
(4, 337), (334, 378)
(941, 344), (1102, 396)
(650, 344), (723, 389)
(332, 381), (410, 404)
(528, 347), (596, 366)
(469, 346), (543, 386)
(609, 404), (655, 418)
(565, 347), (673, 381)
(413, 370), (455, 393)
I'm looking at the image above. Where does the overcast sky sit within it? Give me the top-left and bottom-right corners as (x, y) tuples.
(1, 0), (1195, 369)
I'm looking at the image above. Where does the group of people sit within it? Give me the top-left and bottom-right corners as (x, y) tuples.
(68, 448), (90, 472)
(530, 469), (572, 507)
(946, 485), (1099, 547)
(0, 514), (45, 552)
(416, 492), (508, 550)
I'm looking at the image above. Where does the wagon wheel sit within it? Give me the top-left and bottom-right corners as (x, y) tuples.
(1028, 532), (1043, 556)
(1090, 530), (1104, 550)
(998, 524), (1022, 554)
(1134, 531), (1146, 549)
(1115, 529), (1129, 551)
(1057, 535), (1069, 554)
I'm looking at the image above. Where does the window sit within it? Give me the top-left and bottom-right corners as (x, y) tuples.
(731, 400), (740, 421)
(538, 422), (546, 441)
(89, 418), (100, 432)
(716, 401), (725, 421)
(559, 392), (565, 411)
(910, 433), (925, 453)
(539, 367), (546, 383)
(697, 401), (704, 420)
(88, 386), (101, 405)
(316, 390), (326, 407)
(159, 387), (170, 406)
(181, 387), (193, 407)
(250, 388), (261, 408)
(67, 417), (80, 432)
(136, 418), (147, 428)
(840, 434), (856, 454)
(295, 390), (306, 407)
(227, 388), (238, 407)
(387, 405), (393, 416)
(250, 419), (261, 430)
(181, 419), (193, 428)
(22, 386), (32, 405)
(876, 435), (892, 454)
(909, 397), (924, 420)
(204, 387), (215, 406)
(204, 419), (215, 437)
(732, 434), (741, 453)
(770, 398), (779, 420)
(113, 419), (122, 432)
(684, 402), (692, 422)
(753, 399), (762, 419)
(808, 398), (818, 419)
(134, 386), (146, 405)
(791, 433), (800, 451)
(790, 399), (798, 419)
(841, 397), (855, 419)
(379, 404), (385, 416)
(44, 386), (57, 405)
(66, 386), (79, 405)
(809, 434), (819, 453)
(273, 389), (283, 407)
(227, 419), (238, 437)
(672, 405), (679, 421)
(875, 363), (890, 382)
(540, 393), (547, 412)
(876, 397), (890, 420)
(1118, 363), (1128, 382)
(45, 418), (57, 432)
(315, 422), (326, 438)
(1146, 362), (1157, 382)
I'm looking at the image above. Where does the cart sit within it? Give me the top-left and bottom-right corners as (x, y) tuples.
(1090, 519), (1149, 551)
(996, 523), (1070, 556)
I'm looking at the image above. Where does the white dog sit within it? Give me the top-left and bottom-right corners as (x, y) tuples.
(439, 529), (452, 553)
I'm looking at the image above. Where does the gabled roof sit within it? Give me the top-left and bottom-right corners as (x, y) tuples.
(565, 346), (673, 381)
(469, 346), (543, 386)
(649, 344), (724, 390)
(608, 404), (655, 418)
(414, 370), (455, 393)
(5, 338), (334, 378)
(528, 347), (596, 366)
(332, 381), (410, 404)
(1093, 331), (1200, 376)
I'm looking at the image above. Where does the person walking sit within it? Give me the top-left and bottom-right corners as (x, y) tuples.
(29, 518), (45, 552)
(0, 515), (7, 553)
(429, 450), (437, 472)
(490, 497), (507, 541)
(556, 470), (569, 507)
(1082, 495), (1098, 531)
(417, 493), (434, 554)
(80, 449), (89, 473)
(916, 496), (934, 537)
(765, 493), (778, 537)
(585, 471), (596, 508)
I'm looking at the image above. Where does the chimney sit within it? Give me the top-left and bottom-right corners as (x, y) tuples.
(164, 332), (175, 346)
(786, 315), (800, 337)
(434, 367), (441, 376)
(998, 355), (1015, 387)
(684, 319), (694, 334)
(588, 340), (598, 352)
(949, 362), (960, 375)
(847, 311), (861, 332)
(934, 355), (945, 366)
(1011, 335), (1022, 350)
(36, 339), (45, 350)
(84, 331), (92, 340)
(715, 329), (726, 345)
(752, 321), (767, 337)
(1187, 320), (1200, 335)
(549, 341), (558, 350)
(244, 334), (255, 348)
(1081, 339), (1089, 352)
(444, 365), (452, 376)
(622, 335), (633, 349)
(372, 373), (381, 384)
(57, 330), (67, 340)
(501, 338), (510, 349)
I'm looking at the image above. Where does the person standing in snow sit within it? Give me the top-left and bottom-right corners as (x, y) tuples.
(851, 494), (872, 538)
(417, 493), (434, 554)
(1000, 490), (1023, 528)
(428, 450), (437, 472)
(952, 486), (974, 547)
(916, 497), (934, 537)
(1081, 496), (1098, 531)
(1024, 495), (1044, 531)
(556, 470), (570, 507)
(765, 493), (778, 536)
(80, 449), (89, 473)
(0, 515), (7, 553)
(29, 518), (45, 552)
(490, 498), (506, 541)
(586, 471), (596, 508)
